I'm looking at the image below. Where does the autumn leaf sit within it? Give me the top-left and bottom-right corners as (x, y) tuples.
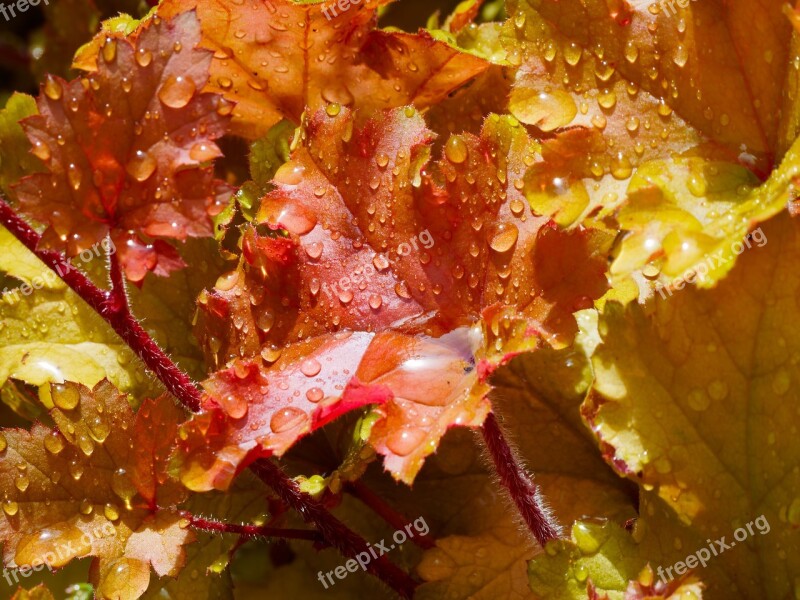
(504, 0), (796, 168)
(13, 11), (232, 282)
(156, 0), (490, 139)
(0, 381), (193, 600)
(527, 521), (705, 600)
(173, 106), (610, 490)
(584, 212), (800, 597)
(0, 226), (157, 410)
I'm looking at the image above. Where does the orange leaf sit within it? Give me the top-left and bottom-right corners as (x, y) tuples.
(0, 381), (193, 599)
(14, 12), (232, 282)
(177, 108), (610, 488)
(157, 0), (490, 138)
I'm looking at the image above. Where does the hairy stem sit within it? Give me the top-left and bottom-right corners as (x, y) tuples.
(107, 242), (130, 313)
(481, 412), (561, 547)
(345, 481), (435, 550)
(0, 198), (418, 598)
(251, 460), (417, 598)
(182, 512), (326, 543)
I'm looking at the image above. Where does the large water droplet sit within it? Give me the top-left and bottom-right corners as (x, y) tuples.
(386, 427), (426, 456)
(43, 75), (62, 101)
(158, 75), (196, 109)
(126, 150), (156, 182)
(16, 524), (90, 568)
(300, 358), (321, 377)
(52, 383), (80, 410)
(444, 137), (468, 164)
(270, 407), (307, 433)
(488, 222), (519, 253)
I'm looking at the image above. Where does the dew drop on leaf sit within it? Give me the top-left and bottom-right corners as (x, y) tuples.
(16, 525), (90, 568)
(158, 75), (197, 109)
(126, 150), (157, 182)
(270, 407), (307, 433)
(43, 75), (62, 100)
(300, 358), (321, 377)
(52, 383), (80, 410)
(44, 432), (65, 454)
(386, 427), (426, 457)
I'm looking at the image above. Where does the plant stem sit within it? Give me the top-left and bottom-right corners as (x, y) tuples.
(251, 460), (417, 598)
(182, 512), (325, 543)
(107, 241), (130, 313)
(345, 481), (435, 550)
(481, 412), (561, 547)
(0, 198), (418, 598)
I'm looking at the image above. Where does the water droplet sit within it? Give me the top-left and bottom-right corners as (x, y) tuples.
(52, 383), (80, 410)
(325, 103), (341, 117)
(77, 433), (94, 456)
(44, 431), (65, 454)
(67, 163), (82, 191)
(190, 143), (218, 162)
(80, 499), (93, 515)
(511, 90), (577, 131)
(15, 475), (30, 492)
(687, 388), (710, 411)
(112, 468), (136, 509)
(0, 433), (5, 453)
(98, 559), (149, 599)
(572, 522), (601, 554)
(707, 380), (728, 401)
(488, 222), (519, 253)
(261, 345), (282, 363)
(32, 140), (51, 161)
(270, 407), (307, 433)
(43, 75), (62, 100)
(306, 387), (324, 402)
(158, 75), (196, 109)
(444, 137), (468, 164)
(305, 241), (323, 259)
(2, 500), (18, 516)
(215, 270), (240, 292)
(673, 44), (688, 67)
(773, 369), (791, 395)
(368, 294), (382, 309)
(220, 392), (248, 419)
(126, 150), (156, 182)
(102, 38), (117, 63)
(16, 525), (90, 568)
(104, 503), (120, 521)
(136, 48), (153, 67)
(88, 416), (110, 443)
(386, 427), (426, 456)
(274, 162), (306, 186)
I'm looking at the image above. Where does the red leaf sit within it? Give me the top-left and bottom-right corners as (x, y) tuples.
(13, 12), (232, 282)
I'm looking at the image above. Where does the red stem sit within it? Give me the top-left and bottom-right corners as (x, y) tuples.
(107, 242), (130, 313)
(345, 481), (435, 550)
(481, 412), (561, 547)
(0, 197), (418, 598)
(251, 460), (417, 598)
(182, 512), (326, 544)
